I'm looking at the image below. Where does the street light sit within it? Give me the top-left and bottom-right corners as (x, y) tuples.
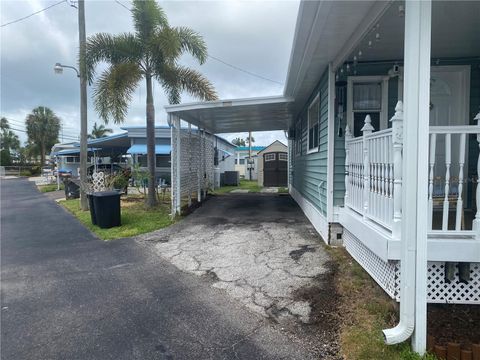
(54, 63), (80, 77)
(54, 59), (87, 209)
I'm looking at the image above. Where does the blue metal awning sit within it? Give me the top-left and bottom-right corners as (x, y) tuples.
(52, 147), (100, 156)
(127, 144), (171, 155)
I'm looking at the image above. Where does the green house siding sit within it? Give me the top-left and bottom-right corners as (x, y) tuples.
(292, 70), (329, 216)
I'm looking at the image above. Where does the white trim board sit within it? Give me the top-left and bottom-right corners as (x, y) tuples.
(290, 185), (329, 243)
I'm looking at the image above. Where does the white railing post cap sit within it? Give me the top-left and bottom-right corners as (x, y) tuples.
(361, 114), (375, 132)
(390, 101), (404, 122)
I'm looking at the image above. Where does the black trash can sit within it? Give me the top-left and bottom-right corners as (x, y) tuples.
(63, 179), (80, 199)
(92, 191), (121, 228)
(87, 194), (97, 225)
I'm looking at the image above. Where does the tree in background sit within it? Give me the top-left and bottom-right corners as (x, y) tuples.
(231, 137), (245, 147)
(0, 117), (20, 165)
(25, 107), (60, 166)
(246, 136), (255, 145)
(86, 0), (217, 208)
(88, 122), (113, 139)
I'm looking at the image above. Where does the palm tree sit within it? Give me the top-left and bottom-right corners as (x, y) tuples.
(88, 122), (113, 139)
(231, 137), (245, 147)
(246, 136), (255, 145)
(0, 118), (20, 166)
(25, 107), (60, 166)
(85, 0), (217, 207)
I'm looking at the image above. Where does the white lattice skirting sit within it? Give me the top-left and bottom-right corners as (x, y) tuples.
(344, 229), (480, 304)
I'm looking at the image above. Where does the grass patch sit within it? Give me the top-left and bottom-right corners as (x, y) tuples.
(328, 247), (437, 360)
(60, 195), (173, 240)
(38, 183), (64, 193)
(212, 179), (262, 194)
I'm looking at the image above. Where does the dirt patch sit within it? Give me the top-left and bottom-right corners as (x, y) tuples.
(428, 304), (480, 348)
(289, 245), (317, 261)
(290, 260), (341, 360)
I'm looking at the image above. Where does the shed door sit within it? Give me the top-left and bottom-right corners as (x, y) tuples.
(263, 152), (288, 187)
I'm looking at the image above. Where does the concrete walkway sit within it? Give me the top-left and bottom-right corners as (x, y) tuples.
(1, 179), (320, 359)
(139, 194), (331, 325)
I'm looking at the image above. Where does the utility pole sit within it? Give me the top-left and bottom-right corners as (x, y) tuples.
(78, 0), (88, 210)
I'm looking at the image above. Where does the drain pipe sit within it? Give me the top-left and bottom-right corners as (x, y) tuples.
(382, 100), (415, 345)
(383, 1), (431, 350)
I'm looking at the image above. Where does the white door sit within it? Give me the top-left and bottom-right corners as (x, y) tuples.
(429, 66), (470, 202)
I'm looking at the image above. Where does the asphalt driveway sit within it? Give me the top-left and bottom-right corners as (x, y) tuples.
(139, 193), (331, 325)
(1, 179), (321, 359)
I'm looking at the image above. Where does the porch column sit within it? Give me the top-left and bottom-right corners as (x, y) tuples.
(170, 114), (181, 216)
(403, 0), (431, 354)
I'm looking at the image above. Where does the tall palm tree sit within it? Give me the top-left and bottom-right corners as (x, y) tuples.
(231, 137), (245, 147)
(85, 0), (217, 207)
(88, 122), (113, 139)
(25, 107), (60, 166)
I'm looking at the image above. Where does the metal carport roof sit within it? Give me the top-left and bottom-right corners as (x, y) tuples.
(165, 95), (294, 134)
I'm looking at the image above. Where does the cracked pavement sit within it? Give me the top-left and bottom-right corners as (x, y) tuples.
(139, 193), (331, 325)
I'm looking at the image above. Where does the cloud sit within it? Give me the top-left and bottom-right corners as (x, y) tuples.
(1, 0), (299, 146)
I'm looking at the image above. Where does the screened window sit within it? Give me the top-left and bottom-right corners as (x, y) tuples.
(308, 95), (319, 151)
(278, 153), (288, 161)
(156, 155), (170, 168)
(265, 153), (275, 162)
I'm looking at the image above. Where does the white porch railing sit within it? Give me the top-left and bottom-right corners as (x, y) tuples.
(428, 125), (479, 232)
(345, 102), (480, 238)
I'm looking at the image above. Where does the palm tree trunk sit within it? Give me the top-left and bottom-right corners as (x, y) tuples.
(145, 74), (157, 208)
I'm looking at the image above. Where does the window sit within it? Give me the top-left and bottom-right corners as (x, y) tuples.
(307, 95), (319, 152)
(347, 77), (388, 137)
(239, 158), (245, 165)
(156, 155), (170, 168)
(65, 156), (79, 163)
(137, 155), (148, 167)
(278, 153), (288, 161)
(265, 153), (275, 162)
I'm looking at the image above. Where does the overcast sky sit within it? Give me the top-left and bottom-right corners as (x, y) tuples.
(1, 0), (299, 146)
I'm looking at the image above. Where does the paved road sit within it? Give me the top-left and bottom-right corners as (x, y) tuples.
(1, 179), (314, 360)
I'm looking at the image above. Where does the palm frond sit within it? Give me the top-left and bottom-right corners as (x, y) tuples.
(85, 33), (143, 84)
(93, 63), (142, 124)
(148, 27), (181, 64)
(173, 27), (208, 64)
(131, 0), (168, 42)
(158, 65), (218, 104)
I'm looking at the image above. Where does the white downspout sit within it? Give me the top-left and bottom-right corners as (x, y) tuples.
(383, 1), (431, 353)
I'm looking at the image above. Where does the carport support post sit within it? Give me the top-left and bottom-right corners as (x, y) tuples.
(171, 114), (181, 216)
(188, 123), (192, 207)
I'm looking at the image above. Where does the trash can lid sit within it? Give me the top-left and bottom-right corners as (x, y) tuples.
(92, 191), (121, 197)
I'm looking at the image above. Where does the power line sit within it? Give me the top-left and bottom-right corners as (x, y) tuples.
(207, 55), (283, 85)
(112, 0), (284, 86)
(1, 0), (67, 28)
(114, 0), (130, 12)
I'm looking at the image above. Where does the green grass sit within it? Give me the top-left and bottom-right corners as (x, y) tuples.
(38, 183), (64, 193)
(328, 247), (438, 360)
(212, 179), (263, 194)
(60, 196), (173, 240)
